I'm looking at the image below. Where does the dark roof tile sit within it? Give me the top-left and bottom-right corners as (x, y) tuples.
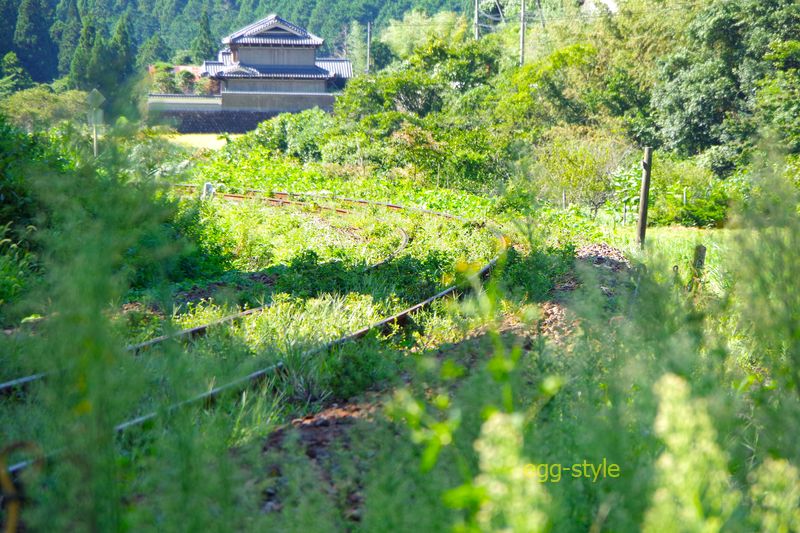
(223, 15), (323, 47)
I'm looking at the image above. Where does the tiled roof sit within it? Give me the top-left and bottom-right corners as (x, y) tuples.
(202, 62), (333, 79)
(316, 58), (353, 79)
(222, 15), (323, 47)
(218, 48), (233, 63)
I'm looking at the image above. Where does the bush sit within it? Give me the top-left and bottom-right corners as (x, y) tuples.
(0, 86), (87, 131)
(532, 126), (632, 216)
(649, 155), (733, 227)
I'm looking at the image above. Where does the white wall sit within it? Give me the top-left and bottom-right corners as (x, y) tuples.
(220, 92), (334, 112)
(237, 47), (316, 66)
(225, 78), (326, 93)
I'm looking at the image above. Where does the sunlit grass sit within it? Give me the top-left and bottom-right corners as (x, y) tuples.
(166, 133), (240, 151)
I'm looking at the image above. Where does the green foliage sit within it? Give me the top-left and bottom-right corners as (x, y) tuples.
(0, 224), (35, 321)
(380, 10), (467, 58)
(12, 0), (57, 81)
(652, 0), (800, 155)
(176, 70), (196, 93)
(108, 13), (135, 78)
(136, 34), (169, 70)
(190, 8), (216, 64)
(0, 0), (19, 58)
(152, 69), (179, 94)
(648, 155), (736, 227)
(249, 108), (334, 161)
(532, 126), (631, 215)
(0, 86), (87, 131)
(756, 41), (800, 153)
(345, 20), (368, 75)
(370, 40), (396, 71)
(2, 1), (800, 528)
(0, 115), (43, 227)
(653, 54), (738, 155)
(337, 69), (445, 119)
(0, 52), (33, 97)
(50, 0), (82, 76)
(320, 340), (400, 399)
(410, 37), (501, 91)
(68, 16), (97, 90)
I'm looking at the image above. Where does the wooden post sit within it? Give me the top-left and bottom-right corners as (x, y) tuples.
(519, 0), (526, 66)
(688, 244), (706, 292)
(637, 147), (653, 248)
(561, 190), (567, 210)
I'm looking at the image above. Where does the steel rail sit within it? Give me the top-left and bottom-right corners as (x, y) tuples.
(4, 191), (507, 478)
(0, 193), (409, 397)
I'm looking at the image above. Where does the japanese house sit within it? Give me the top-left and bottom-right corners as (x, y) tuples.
(147, 15), (353, 132)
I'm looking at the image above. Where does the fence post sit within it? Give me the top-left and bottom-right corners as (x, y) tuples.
(687, 244), (707, 292)
(637, 147), (653, 248)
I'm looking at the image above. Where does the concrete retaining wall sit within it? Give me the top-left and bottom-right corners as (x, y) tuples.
(153, 111), (281, 133)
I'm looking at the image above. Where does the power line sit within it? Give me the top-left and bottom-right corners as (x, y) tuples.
(378, 1), (705, 29)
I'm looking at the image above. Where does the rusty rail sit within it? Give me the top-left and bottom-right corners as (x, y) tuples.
(4, 189), (507, 479)
(0, 192), (409, 396)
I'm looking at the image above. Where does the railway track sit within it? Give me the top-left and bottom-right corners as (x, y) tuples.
(1, 187), (507, 492)
(0, 191), (410, 397)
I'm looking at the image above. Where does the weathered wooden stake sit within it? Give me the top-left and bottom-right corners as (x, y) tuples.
(637, 147), (653, 248)
(562, 190), (567, 210)
(688, 244), (707, 292)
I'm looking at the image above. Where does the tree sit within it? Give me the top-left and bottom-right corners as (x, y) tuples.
(652, 0), (800, 154)
(534, 126), (630, 216)
(108, 12), (135, 78)
(190, 8), (216, 64)
(50, 0), (82, 76)
(0, 52), (34, 96)
(87, 33), (115, 92)
(70, 17), (97, 89)
(345, 20), (367, 74)
(176, 70), (195, 93)
(69, 16), (117, 94)
(13, 0), (58, 81)
(0, 86), (87, 131)
(137, 34), (169, 70)
(152, 70), (178, 93)
(370, 41), (396, 71)
(0, 0), (19, 58)
(381, 11), (466, 59)
(756, 41), (800, 153)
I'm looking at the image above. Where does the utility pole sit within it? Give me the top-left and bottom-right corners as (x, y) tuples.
(474, 0), (480, 39)
(637, 147), (653, 248)
(519, 0), (526, 66)
(365, 21), (371, 73)
(536, 0), (546, 29)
